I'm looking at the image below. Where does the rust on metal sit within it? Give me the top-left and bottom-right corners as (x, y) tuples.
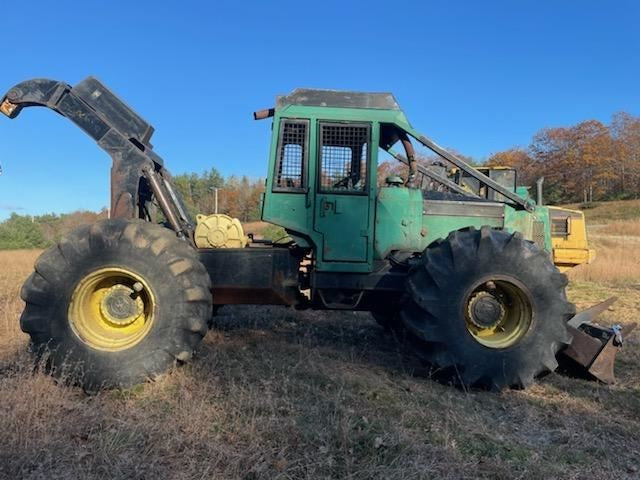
(212, 287), (291, 305)
(586, 323), (636, 384)
(398, 130), (416, 186)
(143, 167), (183, 236)
(587, 338), (618, 385)
(563, 325), (604, 367)
(253, 108), (275, 120)
(110, 154), (135, 219)
(0, 98), (17, 117)
(560, 320), (636, 384)
(112, 192), (134, 219)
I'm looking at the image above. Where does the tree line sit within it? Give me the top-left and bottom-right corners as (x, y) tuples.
(487, 111), (640, 204)
(377, 111), (640, 204)
(0, 210), (108, 249)
(0, 170), (265, 249)
(2, 110), (638, 249)
(172, 169), (264, 222)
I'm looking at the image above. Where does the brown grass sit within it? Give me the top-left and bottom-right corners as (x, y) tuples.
(563, 199), (640, 224)
(0, 250), (40, 357)
(598, 219), (640, 237)
(566, 230), (640, 285)
(1, 241), (640, 478)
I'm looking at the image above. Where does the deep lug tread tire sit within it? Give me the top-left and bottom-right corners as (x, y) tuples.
(20, 219), (212, 390)
(400, 226), (574, 391)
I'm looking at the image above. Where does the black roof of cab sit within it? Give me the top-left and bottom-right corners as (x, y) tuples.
(276, 88), (400, 110)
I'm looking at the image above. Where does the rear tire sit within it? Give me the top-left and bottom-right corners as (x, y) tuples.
(400, 226), (574, 390)
(20, 219), (212, 391)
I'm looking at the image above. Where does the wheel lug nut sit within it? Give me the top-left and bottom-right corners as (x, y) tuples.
(132, 282), (143, 293)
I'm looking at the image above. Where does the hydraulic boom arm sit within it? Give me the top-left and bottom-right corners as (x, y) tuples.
(0, 76), (193, 238)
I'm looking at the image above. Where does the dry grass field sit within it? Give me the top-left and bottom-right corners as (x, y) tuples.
(1, 204), (639, 479)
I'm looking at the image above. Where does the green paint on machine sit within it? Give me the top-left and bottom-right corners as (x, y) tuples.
(3, 78), (605, 392)
(261, 89), (556, 273)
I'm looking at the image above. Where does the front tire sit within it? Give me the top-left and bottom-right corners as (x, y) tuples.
(400, 226), (575, 390)
(20, 219), (212, 390)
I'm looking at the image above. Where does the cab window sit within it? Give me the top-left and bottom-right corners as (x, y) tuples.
(318, 123), (369, 193)
(274, 119), (308, 191)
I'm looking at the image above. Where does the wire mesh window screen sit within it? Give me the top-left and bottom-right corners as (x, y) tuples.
(274, 120), (307, 190)
(319, 124), (369, 192)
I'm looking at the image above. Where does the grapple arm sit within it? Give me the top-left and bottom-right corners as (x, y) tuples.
(1, 77), (192, 238)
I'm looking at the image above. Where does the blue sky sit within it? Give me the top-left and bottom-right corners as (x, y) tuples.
(0, 1), (638, 219)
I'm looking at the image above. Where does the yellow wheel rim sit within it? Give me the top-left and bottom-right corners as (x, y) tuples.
(69, 267), (155, 351)
(464, 278), (533, 349)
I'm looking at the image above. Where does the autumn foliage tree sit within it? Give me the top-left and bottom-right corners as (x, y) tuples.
(172, 168), (265, 222)
(611, 112), (640, 196)
(488, 112), (640, 203)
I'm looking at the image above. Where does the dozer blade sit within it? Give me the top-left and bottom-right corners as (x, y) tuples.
(558, 297), (636, 384)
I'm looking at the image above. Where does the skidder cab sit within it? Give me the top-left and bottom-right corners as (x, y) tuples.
(2, 78), (633, 391)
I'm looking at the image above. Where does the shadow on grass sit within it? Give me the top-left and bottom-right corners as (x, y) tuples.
(207, 305), (433, 380)
(3, 306), (640, 479)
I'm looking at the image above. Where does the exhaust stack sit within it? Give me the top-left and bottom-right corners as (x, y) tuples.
(536, 177), (544, 206)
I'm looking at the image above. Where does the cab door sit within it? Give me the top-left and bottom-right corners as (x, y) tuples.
(314, 122), (371, 263)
